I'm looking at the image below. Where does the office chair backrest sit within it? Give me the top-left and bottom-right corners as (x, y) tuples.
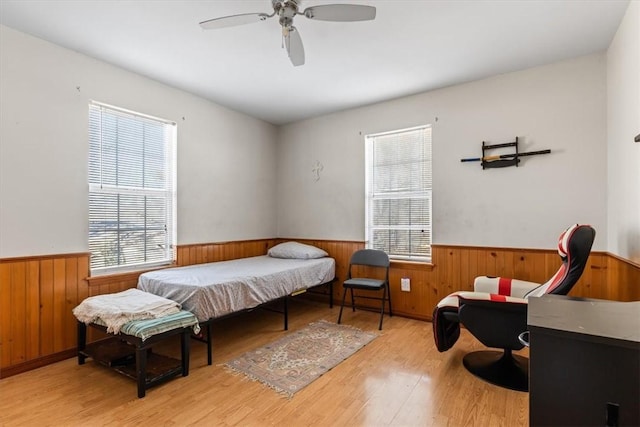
(524, 224), (596, 299)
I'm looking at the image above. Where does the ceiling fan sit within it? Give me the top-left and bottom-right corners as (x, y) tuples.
(199, 1), (376, 67)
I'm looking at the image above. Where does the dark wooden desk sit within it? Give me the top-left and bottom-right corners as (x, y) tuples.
(528, 295), (640, 426)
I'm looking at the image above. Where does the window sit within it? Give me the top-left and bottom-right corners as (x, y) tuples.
(365, 125), (432, 262)
(88, 102), (176, 273)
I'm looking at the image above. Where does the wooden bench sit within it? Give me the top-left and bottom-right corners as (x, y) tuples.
(77, 311), (199, 398)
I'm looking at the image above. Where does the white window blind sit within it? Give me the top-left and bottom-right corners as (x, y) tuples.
(365, 125), (432, 261)
(88, 102), (176, 273)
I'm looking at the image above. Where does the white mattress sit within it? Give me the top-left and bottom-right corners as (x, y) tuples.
(138, 255), (335, 322)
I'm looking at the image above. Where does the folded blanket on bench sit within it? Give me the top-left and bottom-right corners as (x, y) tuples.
(73, 288), (181, 334)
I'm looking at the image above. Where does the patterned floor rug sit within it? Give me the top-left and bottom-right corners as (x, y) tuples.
(224, 319), (378, 397)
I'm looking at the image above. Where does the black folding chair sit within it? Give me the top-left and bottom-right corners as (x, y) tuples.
(337, 249), (391, 330)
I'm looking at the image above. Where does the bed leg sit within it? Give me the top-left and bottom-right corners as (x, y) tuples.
(329, 280), (334, 308)
(284, 296), (289, 330)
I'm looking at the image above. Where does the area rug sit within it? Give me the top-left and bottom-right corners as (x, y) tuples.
(224, 320), (378, 397)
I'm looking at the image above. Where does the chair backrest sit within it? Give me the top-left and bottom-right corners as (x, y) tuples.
(349, 249), (390, 268)
(348, 249), (390, 280)
(524, 224), (596, 299)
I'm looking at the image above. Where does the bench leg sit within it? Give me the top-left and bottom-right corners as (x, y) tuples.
(77, 321), (87, 365)
(136, 345), (147, 398)
(181, 329), (190, 377)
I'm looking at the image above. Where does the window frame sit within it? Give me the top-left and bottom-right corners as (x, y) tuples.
(88, 101), (177, 275)
(364, 124), (432, 262)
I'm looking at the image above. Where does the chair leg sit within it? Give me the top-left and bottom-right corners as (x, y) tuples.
(387, 282), (393, 317)
(378, 285), (386, 330)
(337, 288), (348, 324)
(350, 288), (356, 312)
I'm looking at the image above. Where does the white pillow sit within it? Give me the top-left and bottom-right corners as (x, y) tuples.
(268, 242), (328, 259)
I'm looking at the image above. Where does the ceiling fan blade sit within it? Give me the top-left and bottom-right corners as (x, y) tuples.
(199, 13), (271, 30)
(302, 4), (376, 22)
(285, 26), (305, 67)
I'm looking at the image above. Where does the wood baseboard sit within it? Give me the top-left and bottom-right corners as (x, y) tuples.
(0, 348), (77, 379)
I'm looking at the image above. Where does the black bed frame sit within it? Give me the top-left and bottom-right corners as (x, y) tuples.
(193, 278), (335, 365)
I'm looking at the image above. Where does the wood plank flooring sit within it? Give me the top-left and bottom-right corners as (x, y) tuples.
(0, 299), (529, 426)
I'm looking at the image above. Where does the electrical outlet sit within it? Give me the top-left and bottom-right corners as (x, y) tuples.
(401, 277), (410, 292)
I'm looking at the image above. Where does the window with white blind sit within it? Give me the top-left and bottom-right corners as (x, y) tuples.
(88, 102), (176, 273)
(365, 125), (432, 262)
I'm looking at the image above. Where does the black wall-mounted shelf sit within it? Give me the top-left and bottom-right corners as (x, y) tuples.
(460, 137), (551, 169)
(482, 137), (519, 169)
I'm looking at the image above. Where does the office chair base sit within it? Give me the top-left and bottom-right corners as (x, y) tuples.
(462, 350), (529, 392)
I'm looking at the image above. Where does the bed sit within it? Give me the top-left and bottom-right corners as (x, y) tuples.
(138, 254), (335, 322)
(137, 242), (336, 363)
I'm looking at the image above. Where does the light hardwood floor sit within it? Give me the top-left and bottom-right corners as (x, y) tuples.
(0, 299), (529, 426)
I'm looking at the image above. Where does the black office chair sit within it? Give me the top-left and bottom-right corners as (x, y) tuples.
(432, 224), (596, 391)
(337, 249), (391, 330)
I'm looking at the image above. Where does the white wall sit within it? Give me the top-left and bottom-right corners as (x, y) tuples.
(277, 54), (608, 250)
(0, 25), (278, 258)
(1, 21), (622, 258)
(607, 1), (640, 263)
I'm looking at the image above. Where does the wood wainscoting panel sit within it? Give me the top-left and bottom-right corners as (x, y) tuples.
(431, 246), (633, 309)
(281, 239), (438, 320)
(39, 259), (54, 357)
(0, 253), (90, 377)
(388, 262), (436, 321)
(569, 252), (608, 300)
(277, 239), (363, 286)
(286, 242), (638, 321)
(605, 254), (640, 301)
(84, 271), (151, 344)
(1, 241), (638, 378)
(275, 238), (365, 311)
(0, 263), (11, 368)
(176, 239), (278, 266)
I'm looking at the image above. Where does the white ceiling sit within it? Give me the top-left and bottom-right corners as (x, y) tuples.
(0, 0), (630, 125)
